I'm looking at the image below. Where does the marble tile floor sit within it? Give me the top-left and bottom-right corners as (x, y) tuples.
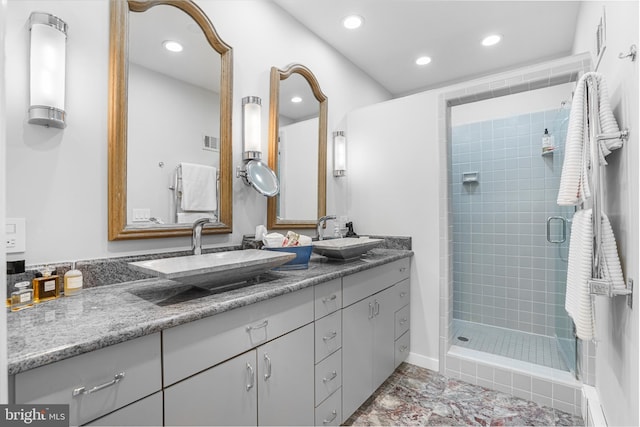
(344, 363), (583, 426)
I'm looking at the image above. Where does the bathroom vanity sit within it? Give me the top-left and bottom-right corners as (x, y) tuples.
(7, 249), (411, 426)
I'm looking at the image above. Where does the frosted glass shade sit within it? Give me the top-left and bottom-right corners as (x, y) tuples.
(333, 131), (346, 177)
(29, 12), (67, 129)
(242, 96), (262, 160)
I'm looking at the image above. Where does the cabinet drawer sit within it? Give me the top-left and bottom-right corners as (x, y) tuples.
(315, 387), (342, 427)
(395, 331), (410, 369)
(14, 333), (161, 427)
(314, 278), (342, 320)
(86, 392), (163, 426)
(395, 305), (410, 339)
(163, 286), (313, 386)
(315, 349), (342, 406)
(394, 279), (410, 311)
(315, 310), (342, 362)
(343, 258), (410, 307)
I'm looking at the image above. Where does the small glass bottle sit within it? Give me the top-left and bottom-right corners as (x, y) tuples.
(64, 262), (83, 296)
(33, 266), (60, 303)
(11, 281), (34, 311)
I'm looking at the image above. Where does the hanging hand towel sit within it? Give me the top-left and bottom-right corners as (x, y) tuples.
(565, 209), (595, 340)
(557, 72), (621, 206)
(179, 162), (217, 211)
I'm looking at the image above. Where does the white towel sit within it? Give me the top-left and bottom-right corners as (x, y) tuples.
(565, 209), (625, 340)
(179, 162), (217, 211)
(177, 212), (216, 224)
(557, 72), (621, 206)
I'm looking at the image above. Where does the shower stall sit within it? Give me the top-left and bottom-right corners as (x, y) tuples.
(448, 90), (577, 375)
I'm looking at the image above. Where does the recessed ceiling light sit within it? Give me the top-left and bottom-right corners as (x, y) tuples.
(482, 34), (501, 47)
(342, 15), (363, 30)
(163, 40), (183, 52)
(415, 56), (432, 66)
(291, 96), (302, 103)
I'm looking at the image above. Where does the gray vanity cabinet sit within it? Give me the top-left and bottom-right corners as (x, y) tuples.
(341, 258), (410, 421)
(164, 323), (314, 426)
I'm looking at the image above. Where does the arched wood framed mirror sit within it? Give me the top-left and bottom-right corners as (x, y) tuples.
(108, 0), (233, 240)
(267, 64), (327, 230)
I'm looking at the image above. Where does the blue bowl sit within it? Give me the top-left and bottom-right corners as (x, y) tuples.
(264, 246), (313, 270)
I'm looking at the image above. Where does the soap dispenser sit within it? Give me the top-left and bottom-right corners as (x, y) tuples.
(542, 128), (555, 154)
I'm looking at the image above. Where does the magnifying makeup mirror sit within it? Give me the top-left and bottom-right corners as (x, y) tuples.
(237, 159), (279, 197)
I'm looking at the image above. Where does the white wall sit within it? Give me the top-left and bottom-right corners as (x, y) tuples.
(572, 2), (639, 426)
(4, 0), (391, 265)
(347, 92), (441, 369)
(0, 0), (8, 404)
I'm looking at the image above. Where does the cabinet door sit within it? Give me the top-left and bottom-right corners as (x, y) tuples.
(164, 351), (258, 426)
(257, 324), (314, 426)
(341, 296), (374, 420)
(372, 285), (397, 389)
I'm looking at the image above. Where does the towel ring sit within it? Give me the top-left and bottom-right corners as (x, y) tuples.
(618, 44), (636, 62)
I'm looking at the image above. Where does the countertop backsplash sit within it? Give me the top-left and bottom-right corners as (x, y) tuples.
(6, 235), (410, 296)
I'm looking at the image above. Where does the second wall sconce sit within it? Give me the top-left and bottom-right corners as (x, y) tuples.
(237, 96), (280, 197)
(333, 131), (347, 177)
(28, 11), (68, 129)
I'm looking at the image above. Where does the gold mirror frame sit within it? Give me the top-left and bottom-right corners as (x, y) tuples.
(267, 64), (327, 229)
(108, 0), (233, 240)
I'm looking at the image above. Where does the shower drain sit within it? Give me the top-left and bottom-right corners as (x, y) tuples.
(457, 336), (469, 342)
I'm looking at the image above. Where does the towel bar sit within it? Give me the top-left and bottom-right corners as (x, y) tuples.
(589, 278), (633, 308)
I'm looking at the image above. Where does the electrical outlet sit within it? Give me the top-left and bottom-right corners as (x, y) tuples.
(6, 218), (26, 253)
(132, 208), (151, 222)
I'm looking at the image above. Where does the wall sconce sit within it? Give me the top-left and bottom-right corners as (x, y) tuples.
(28, 12), (68, 129)
(237, 96), (279, 197)
(333, 131), (347, 177)
(242, 96), (262, 160)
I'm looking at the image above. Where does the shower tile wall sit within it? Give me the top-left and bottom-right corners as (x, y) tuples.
(450, 108), (573, 339)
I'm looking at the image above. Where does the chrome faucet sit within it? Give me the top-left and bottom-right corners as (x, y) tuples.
(192, 217), (214, 255)
(316, 215), (336, 241)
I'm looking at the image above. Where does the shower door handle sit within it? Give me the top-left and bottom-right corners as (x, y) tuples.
(546, 216), (567, 243)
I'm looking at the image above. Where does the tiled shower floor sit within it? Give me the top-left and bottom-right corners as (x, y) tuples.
(344, 363), (582, 426)
(452, 319), (569, 371)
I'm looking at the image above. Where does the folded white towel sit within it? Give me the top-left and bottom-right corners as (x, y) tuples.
(179, 162), (217, 211)
(177, 212), (216, 224)
(565, 209), (625, 340)
(557, 72), (621, 206)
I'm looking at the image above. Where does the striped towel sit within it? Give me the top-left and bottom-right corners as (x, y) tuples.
(565, 209), (625, 340)
(557, 72), (621, 206)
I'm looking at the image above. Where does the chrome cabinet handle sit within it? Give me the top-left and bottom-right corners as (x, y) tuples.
(72, 372), (125, 397)
(400, 292), (407, 298)
(399, 267), (407, 272)
(322, 294), (337, 303)
(322, 370), (338, 383)
(368, 302), (374, 319)
(400, 345), (408, 353)
(373, 300), (380, 316)
(323, 331), (338, 341)
(546, 216), (567, 244)
(246, 363), (255, 391)
(246, 320), (268, 332)
(323, 410), (337, 424)
(399, 317), (408, 325)
(263, 354), (272, 381)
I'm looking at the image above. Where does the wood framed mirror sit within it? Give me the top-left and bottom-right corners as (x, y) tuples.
(267, 64), (327, 230)
(108, 0), (233, 240)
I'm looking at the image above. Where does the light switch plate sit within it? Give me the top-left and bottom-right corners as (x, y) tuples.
(6, 218), (26, 253)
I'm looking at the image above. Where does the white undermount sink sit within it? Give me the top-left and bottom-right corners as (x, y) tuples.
(128, 249), (295, 287)
(312, 237), (383, 261)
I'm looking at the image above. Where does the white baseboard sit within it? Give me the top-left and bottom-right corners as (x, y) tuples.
(406, 352), (439, 371)
(582, 385), (606, 427)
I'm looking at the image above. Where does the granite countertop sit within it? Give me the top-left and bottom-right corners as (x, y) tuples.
(7, 248), (412, 376)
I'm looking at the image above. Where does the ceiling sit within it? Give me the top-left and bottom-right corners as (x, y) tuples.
(272, 0), (582, 97)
